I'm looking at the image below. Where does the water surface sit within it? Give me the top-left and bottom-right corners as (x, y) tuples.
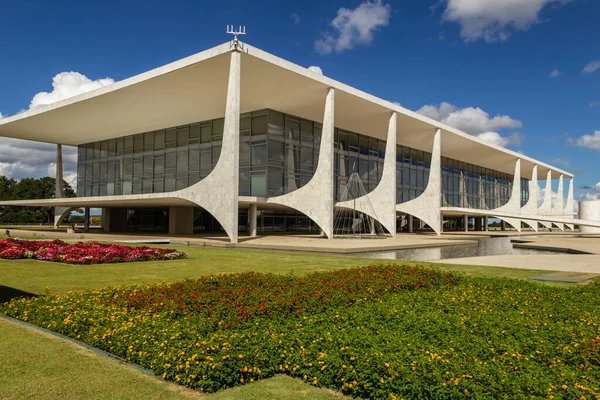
(351, 237), (567, 261)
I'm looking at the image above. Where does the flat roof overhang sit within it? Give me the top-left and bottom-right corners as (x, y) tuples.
(0, 42), (571, 180)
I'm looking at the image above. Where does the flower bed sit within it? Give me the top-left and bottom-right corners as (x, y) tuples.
(2, 265), (600, 398)
(0, 238), (186, 264)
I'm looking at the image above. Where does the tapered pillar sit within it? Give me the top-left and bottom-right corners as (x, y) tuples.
(408, 215), (414, 233)
(397, 129), (442, 235)
(221, 50), (241, 243)
(265, 88), (335, 238)
(564, 177), (575, 216)
(464, 215), (469, 232)
(555, 174), (564, 215)
(334, 112), (398, 236)
(521, 165), (539, 215)
(249, 204), (257, 237)
(539, 170), (553, 215)
(180, 48), (241, 243)
(484, 216), (489, 231)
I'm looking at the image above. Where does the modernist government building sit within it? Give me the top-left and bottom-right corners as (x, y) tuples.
(1, 40), (599, 242)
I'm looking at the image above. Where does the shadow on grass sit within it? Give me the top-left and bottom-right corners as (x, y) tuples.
(0, 286), (38, 304)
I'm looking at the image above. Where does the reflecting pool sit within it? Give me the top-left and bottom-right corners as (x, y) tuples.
(350, 237), (568, 261)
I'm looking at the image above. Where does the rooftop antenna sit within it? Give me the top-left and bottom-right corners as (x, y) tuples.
(226, 25), (246, 51)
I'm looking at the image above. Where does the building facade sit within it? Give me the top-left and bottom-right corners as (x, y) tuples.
(0, 40), (597, 242)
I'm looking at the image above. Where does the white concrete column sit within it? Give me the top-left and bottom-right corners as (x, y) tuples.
(555, 174), (564, 215)
(501, 220), (506, 231)
(396, 129), (442, 235)
(408, 215), (414, 233)
(463, 215), (469, 232)
(493, 158), (521, 214)
(335, 112), (398, 236)
(554, 176), (567, 232)
(178, 49), (241, 243)
(265, 87), (335, 238)
(520, 165), (539, 232)
(484, 216), (489, 231)
(54, 144), (70, 228)
(249, 204), (257, 237)
(536, 170), (553, 229)
(521, 165), (538, 215)
(539, 170), (553, 215)
(492, 158), (522, 233)
(564, 177), (575, 216)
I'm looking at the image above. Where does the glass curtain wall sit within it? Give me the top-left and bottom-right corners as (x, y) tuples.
(77, 118), (224, 196)
(77, 108), (528, 213)
(396, 146), (431, 204)
(521, 178), (530, 207)
(442, 157), (518, 210)
(334, 129), (384, 201)
(240, 110), (321, 197)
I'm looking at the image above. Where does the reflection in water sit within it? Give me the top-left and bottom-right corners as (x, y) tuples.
(351, 237), (567, 261)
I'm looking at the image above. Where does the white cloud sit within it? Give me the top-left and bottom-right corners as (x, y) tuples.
(0, 137), (77, 185)
(291, 13), (300, 25)
(29, 71), (114, 109)
(308, 66), (323, 75)
(589, 102), (600, 108)
(583, 61), (600, 75)
(417, 102), (523, 147)
(550, 69), (560, 78)
(417, 102), (522, 132)
(0, 112), (4, 119)
(552, 157), (569, 167)
(580, 182), (600, 201)
(441, 0), (572, 43)
(315, 0), (391, 55)
(571, 130), (600, 150)
(0, 71), (114, 187)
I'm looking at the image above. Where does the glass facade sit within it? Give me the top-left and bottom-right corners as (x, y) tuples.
(242, 110), (321, 197)
(396, 146), (431, 204)
(77, 117), (224, 196)
(441, 158), (529, 210)
(77, 107), (529, 213)
(521, 178), (530, 207)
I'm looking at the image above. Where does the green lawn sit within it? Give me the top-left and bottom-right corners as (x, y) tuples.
(0, 318), (345, 400)
(1, 245), (573, 297)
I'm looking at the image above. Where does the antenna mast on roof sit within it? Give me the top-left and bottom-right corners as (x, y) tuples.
(226, 25), (246, 51)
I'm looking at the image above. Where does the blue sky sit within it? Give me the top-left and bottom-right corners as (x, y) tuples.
(0, 0), (598, 199)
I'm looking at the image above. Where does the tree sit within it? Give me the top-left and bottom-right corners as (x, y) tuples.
(0, 176), (77, 224)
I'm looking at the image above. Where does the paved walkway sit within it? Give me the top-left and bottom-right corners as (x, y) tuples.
(6, 228), (476, 254)
(436, 254), (600, 274)
(512, 236), (600, 254)
(435, 236), (600, 274)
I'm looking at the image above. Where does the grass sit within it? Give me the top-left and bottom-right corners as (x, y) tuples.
(0, 245), (574, 297)
(0, 318), (345, 400)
